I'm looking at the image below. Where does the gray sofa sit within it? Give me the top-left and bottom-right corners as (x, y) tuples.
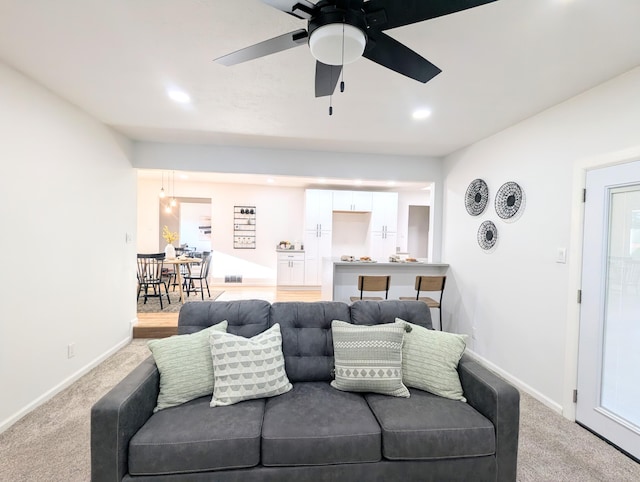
(92, 300), (519, 481)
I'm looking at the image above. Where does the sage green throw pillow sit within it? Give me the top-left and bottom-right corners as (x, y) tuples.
(148, 320), (228, 412)
(331, 320), (409, 398)
(397, 318), (467, 402)
(209, 323), (292, 407)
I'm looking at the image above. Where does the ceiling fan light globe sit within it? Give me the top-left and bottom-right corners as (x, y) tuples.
(309, 23), (365, 66)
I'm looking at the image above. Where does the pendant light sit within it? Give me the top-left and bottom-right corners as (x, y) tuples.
(159, 171), (166, 198)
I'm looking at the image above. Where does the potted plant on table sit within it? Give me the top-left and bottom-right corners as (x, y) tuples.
(162, 225), (178, 259)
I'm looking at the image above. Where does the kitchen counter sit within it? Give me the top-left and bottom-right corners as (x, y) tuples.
(322, 258), (449, 303)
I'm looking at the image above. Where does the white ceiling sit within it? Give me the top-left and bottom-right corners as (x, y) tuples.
(0, 0), (639, 160)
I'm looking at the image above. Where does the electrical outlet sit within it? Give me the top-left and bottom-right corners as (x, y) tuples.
(67, 343), (76, 359)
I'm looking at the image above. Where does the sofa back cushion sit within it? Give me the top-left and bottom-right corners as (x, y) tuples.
(271, 301), (350, 382)
(350, 300), (433, 329)
(177, 300), (271, 337)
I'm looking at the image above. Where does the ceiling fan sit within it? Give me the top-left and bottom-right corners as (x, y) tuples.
(214, 0), (498, 98)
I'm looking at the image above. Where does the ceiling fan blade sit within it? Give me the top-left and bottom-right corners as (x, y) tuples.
(262, 0), (317, 19)
(364, 0), (498, 31)
(363, 31), (441, 83)
(214, 29), (308, 66)
(315, 61), (342, 97)
(334, 0), (365, 9)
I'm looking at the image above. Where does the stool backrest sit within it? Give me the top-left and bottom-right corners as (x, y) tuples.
(357, 275), (391, 299)
(415, 275), (446, 293)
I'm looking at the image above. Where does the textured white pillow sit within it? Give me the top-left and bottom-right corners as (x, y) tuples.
(148, 320), (228, 412)
(331, 320), (409, 398)
(397, 318), (467, 401)
(209, 323), (292, 407)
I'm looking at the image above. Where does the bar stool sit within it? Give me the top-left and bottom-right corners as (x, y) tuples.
(399, 275), (446, 330)
(349, 275), (391, 302)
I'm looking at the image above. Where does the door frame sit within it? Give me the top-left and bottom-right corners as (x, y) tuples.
(564, 145), (640, 421)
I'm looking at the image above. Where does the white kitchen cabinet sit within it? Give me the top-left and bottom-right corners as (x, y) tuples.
(304, 189), (333, 231)
(370, 192), (398, 232)
(277, 251), (305, 286)
(332, 190), (373, 212)
(303, 229), (332, 286)
(370, 192), (399, 261)
(303, 189), (333, 286)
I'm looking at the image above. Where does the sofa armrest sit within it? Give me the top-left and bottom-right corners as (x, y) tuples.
(91, 356), (159, 482)
(458, 355), (520, 482)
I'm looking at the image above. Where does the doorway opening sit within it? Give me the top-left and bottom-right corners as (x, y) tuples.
(407, 205), (430, 259)
(159, 197), (212, 252)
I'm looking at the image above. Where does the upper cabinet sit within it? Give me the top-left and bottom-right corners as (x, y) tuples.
(304, 189), (333, 232)
(370, 192), (399, 233)
(332, 190), (373, 212)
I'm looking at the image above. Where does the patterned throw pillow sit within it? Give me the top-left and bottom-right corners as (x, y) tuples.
(331, 320), (409, 398)
(148, 320), (228, 412)
(397, 318), (467, 401)
(209, 323), (292, 407)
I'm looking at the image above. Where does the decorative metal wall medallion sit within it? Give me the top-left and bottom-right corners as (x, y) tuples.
(465, 179), (489, 216)
(495, 182), (524, 220)
(477, 220), (498, 251)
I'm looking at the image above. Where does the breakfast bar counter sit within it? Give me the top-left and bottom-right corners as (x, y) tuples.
(322, 258), (449, 303)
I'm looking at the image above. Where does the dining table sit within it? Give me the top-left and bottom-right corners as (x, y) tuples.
(164, 256), (202, 303)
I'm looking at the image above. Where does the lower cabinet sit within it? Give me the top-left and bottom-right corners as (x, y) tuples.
(277, 252), (305, 286)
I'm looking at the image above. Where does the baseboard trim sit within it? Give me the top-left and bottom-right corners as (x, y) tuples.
(465, 349), (564, 416)
(0, 335), (132, 434)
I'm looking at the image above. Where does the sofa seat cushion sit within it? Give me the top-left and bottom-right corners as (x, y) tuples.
(261, 382), (381, 466)
(366, 389), (495, 460)
(128, 396), (264, 476)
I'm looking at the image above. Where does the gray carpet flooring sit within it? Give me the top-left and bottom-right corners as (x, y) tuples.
(1, 340), (639, 481)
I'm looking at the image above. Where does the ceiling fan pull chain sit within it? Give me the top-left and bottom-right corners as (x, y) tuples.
(340, 22), (346, 93)
(329, 95), (333, 116)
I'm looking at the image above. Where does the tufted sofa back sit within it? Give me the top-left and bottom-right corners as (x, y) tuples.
(177, 299), (271, 337)
(350, 300), (433, 329)
(271, 301), (350, 382)
(177, 299), (433, 383)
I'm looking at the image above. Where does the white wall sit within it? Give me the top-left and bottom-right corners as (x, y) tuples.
(442, 67), (640, 414)
(0, 61), (137, 432)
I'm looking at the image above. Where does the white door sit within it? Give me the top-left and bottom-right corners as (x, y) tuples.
(577, 160), (640, 461)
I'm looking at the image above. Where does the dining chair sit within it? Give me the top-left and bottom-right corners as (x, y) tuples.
(184, 253), (212, 300)
(349, 275), (391, 302)
(399, 275), (446, 330)
(136, 253), (171, 309)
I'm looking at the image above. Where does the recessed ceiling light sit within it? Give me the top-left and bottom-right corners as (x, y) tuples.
(353, 179), (362, 186)
(412, 108), (432, 120)
(179, 173), (189, 180)
(167, 89), (191, 104)
(267, 178), (275, 184)
(387, 181), (396, 186)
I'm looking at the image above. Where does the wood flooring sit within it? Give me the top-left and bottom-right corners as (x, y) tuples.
(134, 285), (322, 338)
